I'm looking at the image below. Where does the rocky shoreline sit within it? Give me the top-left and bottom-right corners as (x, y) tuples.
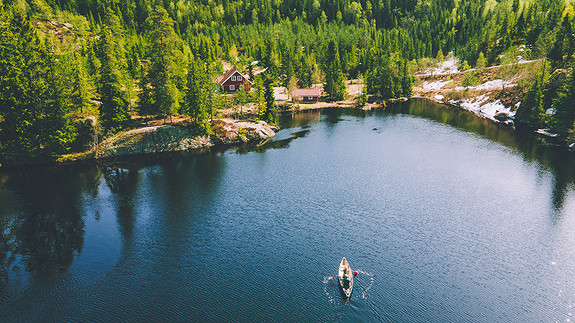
(0, 119), (279, 168)
(96, 118), (278, 159)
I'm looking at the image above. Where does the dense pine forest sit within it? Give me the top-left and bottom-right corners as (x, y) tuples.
(1, 0), (575, 163)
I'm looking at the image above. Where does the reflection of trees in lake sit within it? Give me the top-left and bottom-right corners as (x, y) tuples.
(234, 129), (312, 155)
(161, 152), (225, 212)
(0, 166), (99, 279)
(102, 167), (141, 240)
(546, 151), (575, 215)
(16, 211), (84, 274)
(0, 218), (17, 287)
(285, 110), (321, 128)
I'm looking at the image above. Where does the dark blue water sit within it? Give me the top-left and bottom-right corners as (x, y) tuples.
(2, 99), (575, 322)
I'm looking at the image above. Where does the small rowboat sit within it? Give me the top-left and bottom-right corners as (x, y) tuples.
(338, 257), (354, 298)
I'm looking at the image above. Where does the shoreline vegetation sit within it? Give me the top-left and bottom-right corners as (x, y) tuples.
(1, 118), (279, 168)
(3, 1), (575, 168)
(0, 54), (568, 169)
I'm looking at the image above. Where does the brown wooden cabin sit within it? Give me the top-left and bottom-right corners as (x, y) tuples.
(292, 88), (321, 103)
(216, 67), (253, 93)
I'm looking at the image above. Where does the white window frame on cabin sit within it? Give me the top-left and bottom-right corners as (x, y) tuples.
(229, 85), (235, 91)
(231, 76), (236, 81)
(237, 75), (243, 81)
(308, 96), (314, 100)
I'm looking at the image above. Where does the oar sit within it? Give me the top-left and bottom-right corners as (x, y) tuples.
(332, 272), (358, 277)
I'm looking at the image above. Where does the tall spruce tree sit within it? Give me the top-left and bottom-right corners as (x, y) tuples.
(253, 75), (266, 121)
(70, 54), (92, 113)
(143, 6), (182, 120)
(549, 68), (575, 139)
(263, 78), (276, 123)
(548, 15), (574, 69)
(515, 75), (544, 128)
(366, 55), (395, 99)
(0, 6), (74, 160)
(400, 60), (414, 97)
(324, 40), (346, 101)
(97, 27), (129, 133)
(185, 58), (212, 134)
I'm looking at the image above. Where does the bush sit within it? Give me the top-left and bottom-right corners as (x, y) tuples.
(462, 72), (478, 87)
(355, 92), (368, 108)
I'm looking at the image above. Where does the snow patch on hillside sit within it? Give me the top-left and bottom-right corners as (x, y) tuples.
(450, 95), (515, 121)
(419, 56), (460, 76)
(455, 79), (516, 91)
(423, 80), (453, 90)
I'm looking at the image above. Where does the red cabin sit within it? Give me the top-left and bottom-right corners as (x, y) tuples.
(216, 67), (253, 93)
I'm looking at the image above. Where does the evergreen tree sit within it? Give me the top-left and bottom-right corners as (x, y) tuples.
(143, 6), (183, 120)
(299, 55), (314, 88)
(70, 54), (92, 113)
(400, 61), (414, 97)
(436, 49), (444, 62)
(549, 15), (574, 69)
(262, 38), (280, 81)
(324, 40), (346, 101)
(97, 27), (129, 133)
(253, 75), (266, 120)
(380, 63), (395, 99)
(516, 73), (544, 128)
(263, 78), (276, 123)
(0, 6), (74, 159)
(366, 55), (395, 99)
(549, 68), (575, 138)
(137, 69), (154, 116)
(476, 52), (487, 69)
(185, 58), (212, 134)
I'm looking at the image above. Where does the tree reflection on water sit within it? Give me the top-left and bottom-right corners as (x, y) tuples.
(0, 166), (99, 287)
(1, 100), (575, 291)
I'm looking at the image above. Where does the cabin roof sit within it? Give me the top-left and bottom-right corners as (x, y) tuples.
(293, 88), (321, 97)
(216, 67), (253, 85)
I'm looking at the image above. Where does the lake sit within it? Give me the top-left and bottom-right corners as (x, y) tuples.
(2, 99), (575, 322)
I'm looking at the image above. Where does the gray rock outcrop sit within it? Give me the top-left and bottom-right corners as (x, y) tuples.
(96, 119), (278, 158)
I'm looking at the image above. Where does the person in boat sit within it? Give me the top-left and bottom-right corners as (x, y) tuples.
(341, 269), (351, 288)
(342, 268), (350, 280)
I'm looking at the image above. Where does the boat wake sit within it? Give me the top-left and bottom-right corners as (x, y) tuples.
(355, 270), (374, 300)
(323, 269), (374, 304)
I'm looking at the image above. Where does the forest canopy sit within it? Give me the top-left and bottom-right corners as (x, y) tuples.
(1, 0), (575, 162)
